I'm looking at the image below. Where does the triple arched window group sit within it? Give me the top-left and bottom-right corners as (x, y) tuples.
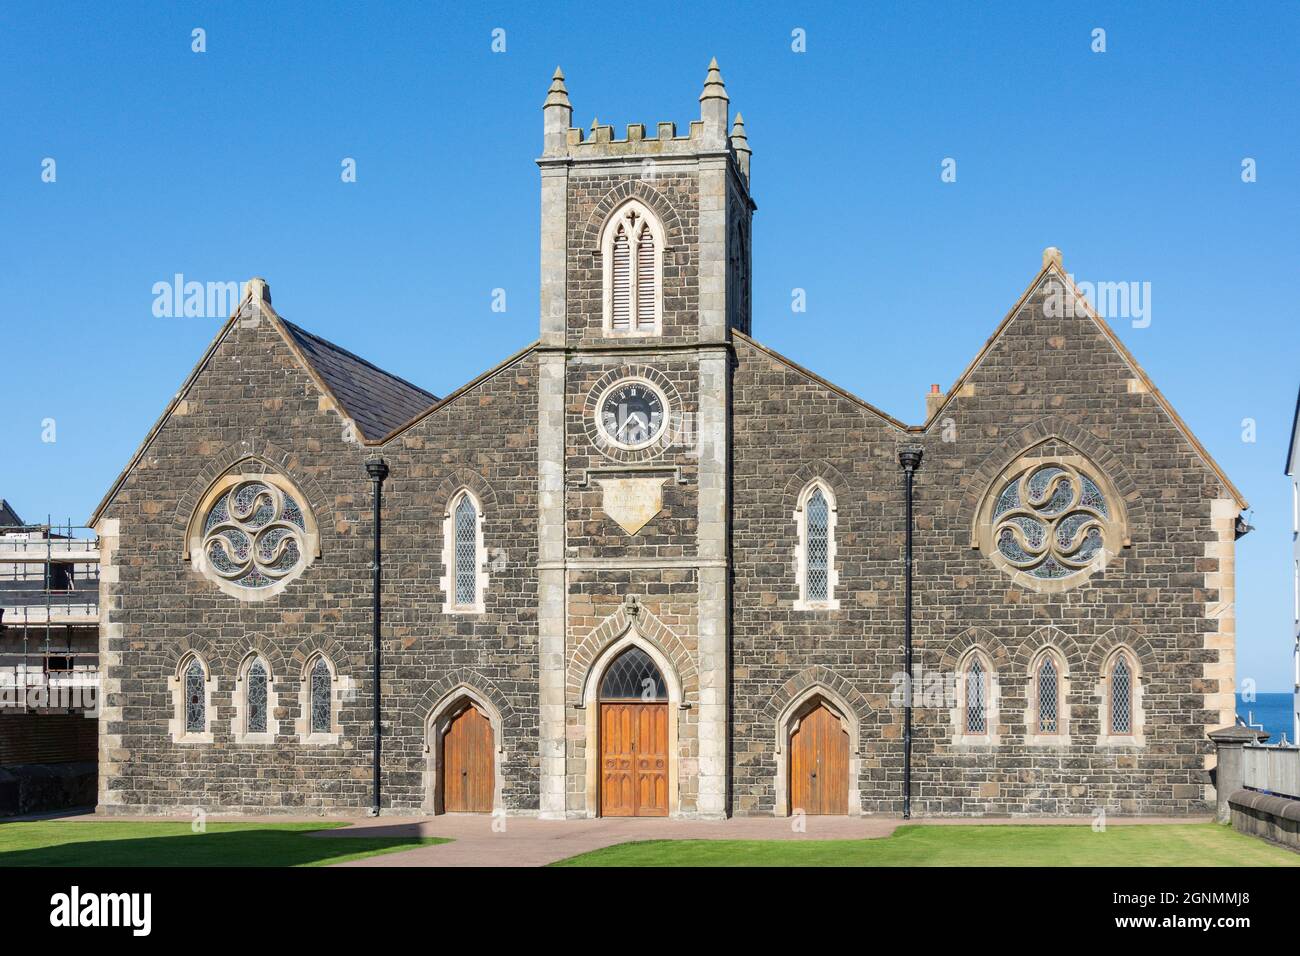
(176, 652), (338, 743)
(957, 646), (1142, 743)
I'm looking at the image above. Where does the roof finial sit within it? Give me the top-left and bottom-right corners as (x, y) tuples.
(699, 56), (729, 103)
(699, 57), (729, 147)
(731, 112), (752, 181)
(543, 66), (570, 109)
(730, 112), (749, 146)
(542, 66), (573, 156)
(1042, 246), (1063, 270)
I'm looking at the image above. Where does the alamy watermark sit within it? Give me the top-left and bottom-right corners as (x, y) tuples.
(1044, 276), (1152, 328)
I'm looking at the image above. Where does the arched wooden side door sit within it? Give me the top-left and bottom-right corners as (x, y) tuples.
(789, 702), (849, 815)
(442, 704), (494, 813)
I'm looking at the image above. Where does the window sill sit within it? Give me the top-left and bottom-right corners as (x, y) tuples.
(794, 599), (840, 612)
(442, 603), (485, 616)
(300, 733), (340, 746)
(1023, 733), (1072, 748)
(235, 732), (277, 745)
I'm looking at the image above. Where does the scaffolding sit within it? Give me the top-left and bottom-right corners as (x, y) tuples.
(0, 518), (100, 713)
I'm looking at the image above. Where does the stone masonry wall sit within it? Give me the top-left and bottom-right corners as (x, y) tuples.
(729, 268), (1235, 816)
(97, 305), (539, 814)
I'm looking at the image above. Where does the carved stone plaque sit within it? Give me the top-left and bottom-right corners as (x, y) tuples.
(597, 477), (667, 535)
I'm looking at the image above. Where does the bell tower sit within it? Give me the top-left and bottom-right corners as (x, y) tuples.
(534, 61), (752, 819)
(537, 60), (754, 347)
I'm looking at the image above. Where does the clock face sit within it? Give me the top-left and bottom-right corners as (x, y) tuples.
(599, 379), (666, 448)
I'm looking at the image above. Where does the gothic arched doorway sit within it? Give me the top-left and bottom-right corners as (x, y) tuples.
(439, 700), (495, 813)
(598, 646), (669, 817)
(788, 698), (850, 815)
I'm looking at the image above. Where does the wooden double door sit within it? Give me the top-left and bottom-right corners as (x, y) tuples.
(600, 702), (669, 817)
(442, 704), (494, 813)
(789, 702), (849, 815)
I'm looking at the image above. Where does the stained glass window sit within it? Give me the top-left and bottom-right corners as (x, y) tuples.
(1111, 656), (1132, 734)
(966, 659), (987, 734)
(310, 658), (332, 734)
(1037, 657), (1058, 733)
(599, 647), (668, 701)
(454, 494), (478, 606)
(247, 660), (268, 734)
(185, 659), (206, 733)
(200, 478), (308, 591)
(806, 486), (830, 602)
(989, 462), (1113, 583)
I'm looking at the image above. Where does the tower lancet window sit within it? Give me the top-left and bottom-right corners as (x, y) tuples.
(602, 201), (662, 335)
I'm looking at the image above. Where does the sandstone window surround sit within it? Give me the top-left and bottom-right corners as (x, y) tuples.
(1098, 647), (1145, 747)
(169, 653), (214, 744)
(297, 654), (346, 745)
(600, 199), (664, 336)
(441, 488), (487, 615)
(234, 653), (280, 744)
(974, 453), (1128, 594)
(185, 471), (321, 602)
(793, 479), (839, 611)
(952, 649), (1001, 747)
(1024, 646), (1071, 746)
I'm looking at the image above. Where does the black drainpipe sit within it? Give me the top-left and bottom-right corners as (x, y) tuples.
(898, 447), (923, 819)
(365, 457), (389, 817)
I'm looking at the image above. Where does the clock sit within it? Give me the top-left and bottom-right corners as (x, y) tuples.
(597, 378), (668, 449)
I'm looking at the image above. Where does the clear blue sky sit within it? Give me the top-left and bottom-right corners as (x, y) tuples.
(2, 3), (1297, 690)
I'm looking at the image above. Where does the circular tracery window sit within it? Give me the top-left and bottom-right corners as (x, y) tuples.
(190, 473), (318, 600)
(981, 458), (1122, 589)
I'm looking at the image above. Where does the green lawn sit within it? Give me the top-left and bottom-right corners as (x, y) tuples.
(552, 823), (1300, 867)
(0, 821), (448, 867)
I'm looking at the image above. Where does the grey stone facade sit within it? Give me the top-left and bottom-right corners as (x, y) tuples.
(93, 63), (1244, 818)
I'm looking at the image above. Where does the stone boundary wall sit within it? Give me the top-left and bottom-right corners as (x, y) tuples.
(1227, 788), (1300, 851)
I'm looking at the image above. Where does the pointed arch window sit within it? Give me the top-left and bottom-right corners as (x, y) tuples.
(966, 658), (987, 735)
(310, 658), (332, 735)
(599, 646), (669, 701)
(298, 654), (343, 744)
(171, 653), (213, 743)
(1110, 655), (1132, 735)
(454, 494), (477, 605)
(235, 654), (279, 742)
(443, 489), (487, 614)
(602, 201), (663, 335)
(247, 660), (268, 734)
(952, 648), (1000, 745)
(1099, 647), (1144, 745)
(185, 659), (206, 733)
(794, 480), (839, 610)
(1036, 657), (1059, 734)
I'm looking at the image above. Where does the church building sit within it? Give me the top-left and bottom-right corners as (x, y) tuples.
(90, 62), (1246, 818)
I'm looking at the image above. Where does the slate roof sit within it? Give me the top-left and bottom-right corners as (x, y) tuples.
(0, 499), (23, 527)
(280, 319), (438, 440)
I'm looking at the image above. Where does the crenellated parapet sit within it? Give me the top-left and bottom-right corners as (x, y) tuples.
(541, 58), (751, 186)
